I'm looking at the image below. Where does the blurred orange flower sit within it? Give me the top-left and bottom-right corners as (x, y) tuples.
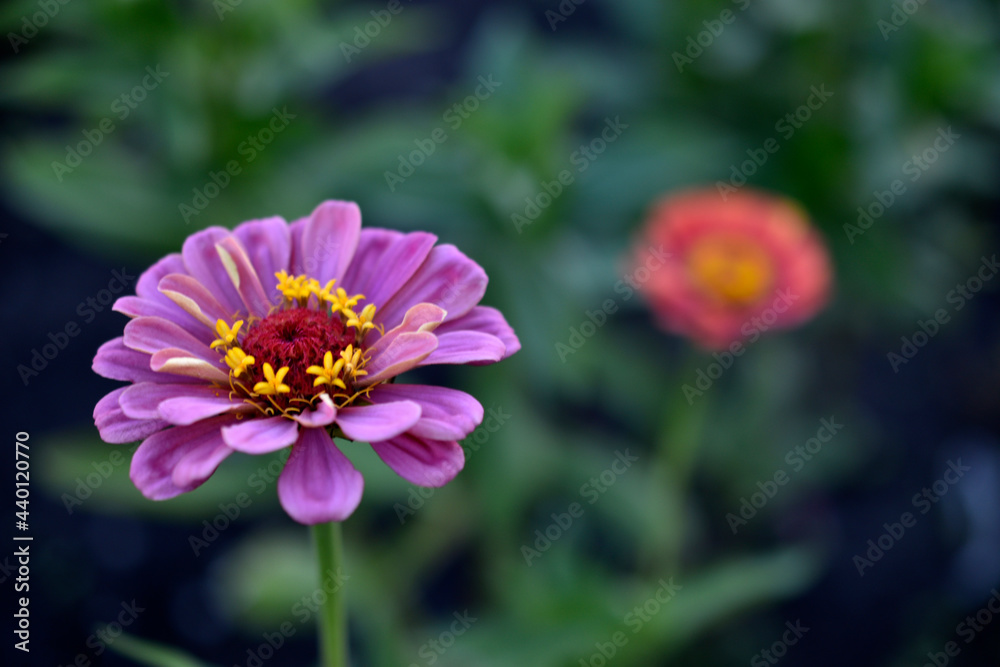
(633, 188), (832, 350)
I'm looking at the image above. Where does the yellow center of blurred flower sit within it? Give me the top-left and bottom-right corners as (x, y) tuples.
(687, 237), (774, 306)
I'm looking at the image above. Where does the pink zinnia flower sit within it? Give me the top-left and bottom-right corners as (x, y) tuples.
(633, 189), (832, 349)
(92, 201), (519, 524)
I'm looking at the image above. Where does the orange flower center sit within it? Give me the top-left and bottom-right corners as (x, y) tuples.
(687, 236), (773, 306)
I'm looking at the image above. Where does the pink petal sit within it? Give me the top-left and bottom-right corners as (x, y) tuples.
(289, 216), (307, 267)
(132, 253), (206, 333)
(419, 331), (506, 367)
(120, 382), (227, 419)
(94, 387), (169, 444)
(371, 433), (465, 487)
(364, 303), (446, 355)
(278, 427), (364, 524)
(215, 236), (275, 318)
(435, 306), (520, 360)
(181, 227), (245, 316)
(233, 217), (292, 303)
(123, 316), (215, 362)
(340, 229), (437, 309)
(335, 401), (421, 443)
(359, 331), (438, 385)
(159, 392), (251, 426)
(93, 338), (194, 384)
(113, 297), (215, 345)
(137, 253), (187, 300)
(130, 416), (235, 499)
(222, 416), (300, 454)
(292, 394), (337, 427)
(298, 201), (361, 284)
(158, 273), (232, 329)
(370, 384), (483, 441)
(150, 348), (230, 383)
(375, 245), (487, 329)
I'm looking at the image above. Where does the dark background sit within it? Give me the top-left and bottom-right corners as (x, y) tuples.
(2, 0), (1000, 665)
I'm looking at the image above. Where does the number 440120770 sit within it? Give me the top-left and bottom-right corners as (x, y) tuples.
(15, 432), (29, 527)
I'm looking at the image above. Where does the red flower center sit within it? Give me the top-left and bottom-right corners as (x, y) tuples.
(241, 309), (356, 405)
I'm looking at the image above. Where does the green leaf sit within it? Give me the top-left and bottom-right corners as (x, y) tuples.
(106, 632), (217, 667)
(622, 545), (825, 661)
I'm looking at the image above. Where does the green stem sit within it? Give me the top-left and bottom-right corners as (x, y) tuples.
(642, 354), (711, 577)
(660, 391), (708, 576)
(312, 522), (347, 667)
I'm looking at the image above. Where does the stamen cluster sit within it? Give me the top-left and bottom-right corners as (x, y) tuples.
(210, 272), (385, 418)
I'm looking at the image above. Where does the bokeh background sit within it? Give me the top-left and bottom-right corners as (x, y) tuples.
(2, 0), (1000, 665)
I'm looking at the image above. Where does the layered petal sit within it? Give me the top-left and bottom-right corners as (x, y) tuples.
(159, 392), (252, 426)
(215, 236), (275, 317)
(93, 338), (196, 384)
(296, 200), (361, 284)
(359, 331), (438, 385)
(435, 306), (520, 360)
(125, 252), (207, 335)
(335, 401), (422, 443)
(233, 217), (292, 303)
(375, 244), (487, 329)
(364, 303), (446, 355)
(123, 316), (216, 362)
(158, 274), (232, 329)
(371, 433), (465, 487)
(94, 201), (518, 525)
(150, 348), (229, 383)
(120, 382), (232, 420)
(340, 229), (437, 310)
(369, 384), (483, 441)
(419, 331), (506, 367)
(278, 427), (364, 524)
(292, 394), (338, 428)
(94, 387), (169, 444)
(130, 416), (235, 499)
(222, 416), (300, 454)
(181, 227), (245, 316)
(112, 296), (216, 345)
(137, 252), (188, 301)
